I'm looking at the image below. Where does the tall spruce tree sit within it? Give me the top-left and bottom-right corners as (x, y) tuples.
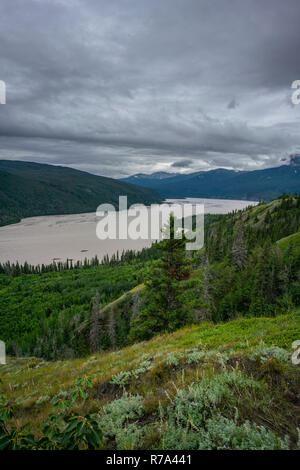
(249, 241), (274, 316)
(89, 291), (103, 352)
(129, 214), (191, 341)
(232, 222), (248, 270)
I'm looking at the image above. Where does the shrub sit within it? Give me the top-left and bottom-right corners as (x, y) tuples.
(186, 350), (205, 364)
(115, 423), (146, 450)
(248, 343), (290, 362)
(110, 371), (132, 387)
(167, 371), (261, 430)
(100, 394), (144, 439)
(166, 352), (184, 366)
(162, 371), (289, 450)
(162, 414), (290, 450)
(110, 360), (152, 387)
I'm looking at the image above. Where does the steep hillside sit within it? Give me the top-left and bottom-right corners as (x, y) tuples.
(1, 312), (299, 449)
(200, 195), (300, 321)
(1, 195), (299, 361)
(277, 231), (300, 254)
(0, 258), (150, 359)
(122, 157), (300, 201)
(0, 160), (161, 226)
(0, 195), (299, 450)
(204, 194), (300, 255)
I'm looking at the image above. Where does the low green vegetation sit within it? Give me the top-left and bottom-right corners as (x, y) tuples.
(1, 312), (299, 449)
(0, 260), (147, 359)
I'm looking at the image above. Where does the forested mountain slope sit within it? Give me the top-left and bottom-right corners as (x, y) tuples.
(122, 157), (300, 201)
(0, 160), (161, 226)
(202, 194), (300, 321)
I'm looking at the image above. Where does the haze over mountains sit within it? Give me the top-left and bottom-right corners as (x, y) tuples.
(0, 160), (161, 227)
(122, 156), (300, 201)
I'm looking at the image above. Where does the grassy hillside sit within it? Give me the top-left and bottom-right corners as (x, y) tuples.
(1, 312), (299, 449)
(277, 231), (300, 253)
(0, 160), (161, 226)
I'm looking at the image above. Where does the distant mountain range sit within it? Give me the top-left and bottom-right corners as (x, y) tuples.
(0, 160), (161, 226)
(121, 156), (300, 201)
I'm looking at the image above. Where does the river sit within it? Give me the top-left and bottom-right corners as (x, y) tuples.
(0, 198), (258, 265)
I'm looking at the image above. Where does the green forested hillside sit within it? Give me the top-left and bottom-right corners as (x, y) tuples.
(202, 194), (300, 321)
(0, 160), (161, 226)
(0, 194), (299, 361)
(0, 259), (148, 359)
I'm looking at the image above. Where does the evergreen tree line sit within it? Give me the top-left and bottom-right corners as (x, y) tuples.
(205, 238), (300, 322)
(0, 243), (161, 277)
(204, 194), (300, 262)
(201, 195), (300, 321)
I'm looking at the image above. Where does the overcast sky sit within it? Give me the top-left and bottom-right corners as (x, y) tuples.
(1, 0), (300, 177)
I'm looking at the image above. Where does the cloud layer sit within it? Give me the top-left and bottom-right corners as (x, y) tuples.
(0, 0), (300, 177)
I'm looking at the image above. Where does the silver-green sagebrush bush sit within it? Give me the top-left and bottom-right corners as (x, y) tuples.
(110, 359), (152, 387)
(161, 372), (291, 450)
(100, 394), (145, 449)
(248, 343), (290, 362)
(162, 414), (290, 450)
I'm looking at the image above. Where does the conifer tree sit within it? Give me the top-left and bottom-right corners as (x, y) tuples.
(249, 241), (273, 316)
(89, 291), (103, 352)
(232, 222), (248, 270)
(129, 214), (190, 341)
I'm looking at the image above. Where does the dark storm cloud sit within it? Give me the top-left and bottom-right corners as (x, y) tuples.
(171, 160), (193, 168)
(227, 99), (238, 110)
(0, 0), (300, 177)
